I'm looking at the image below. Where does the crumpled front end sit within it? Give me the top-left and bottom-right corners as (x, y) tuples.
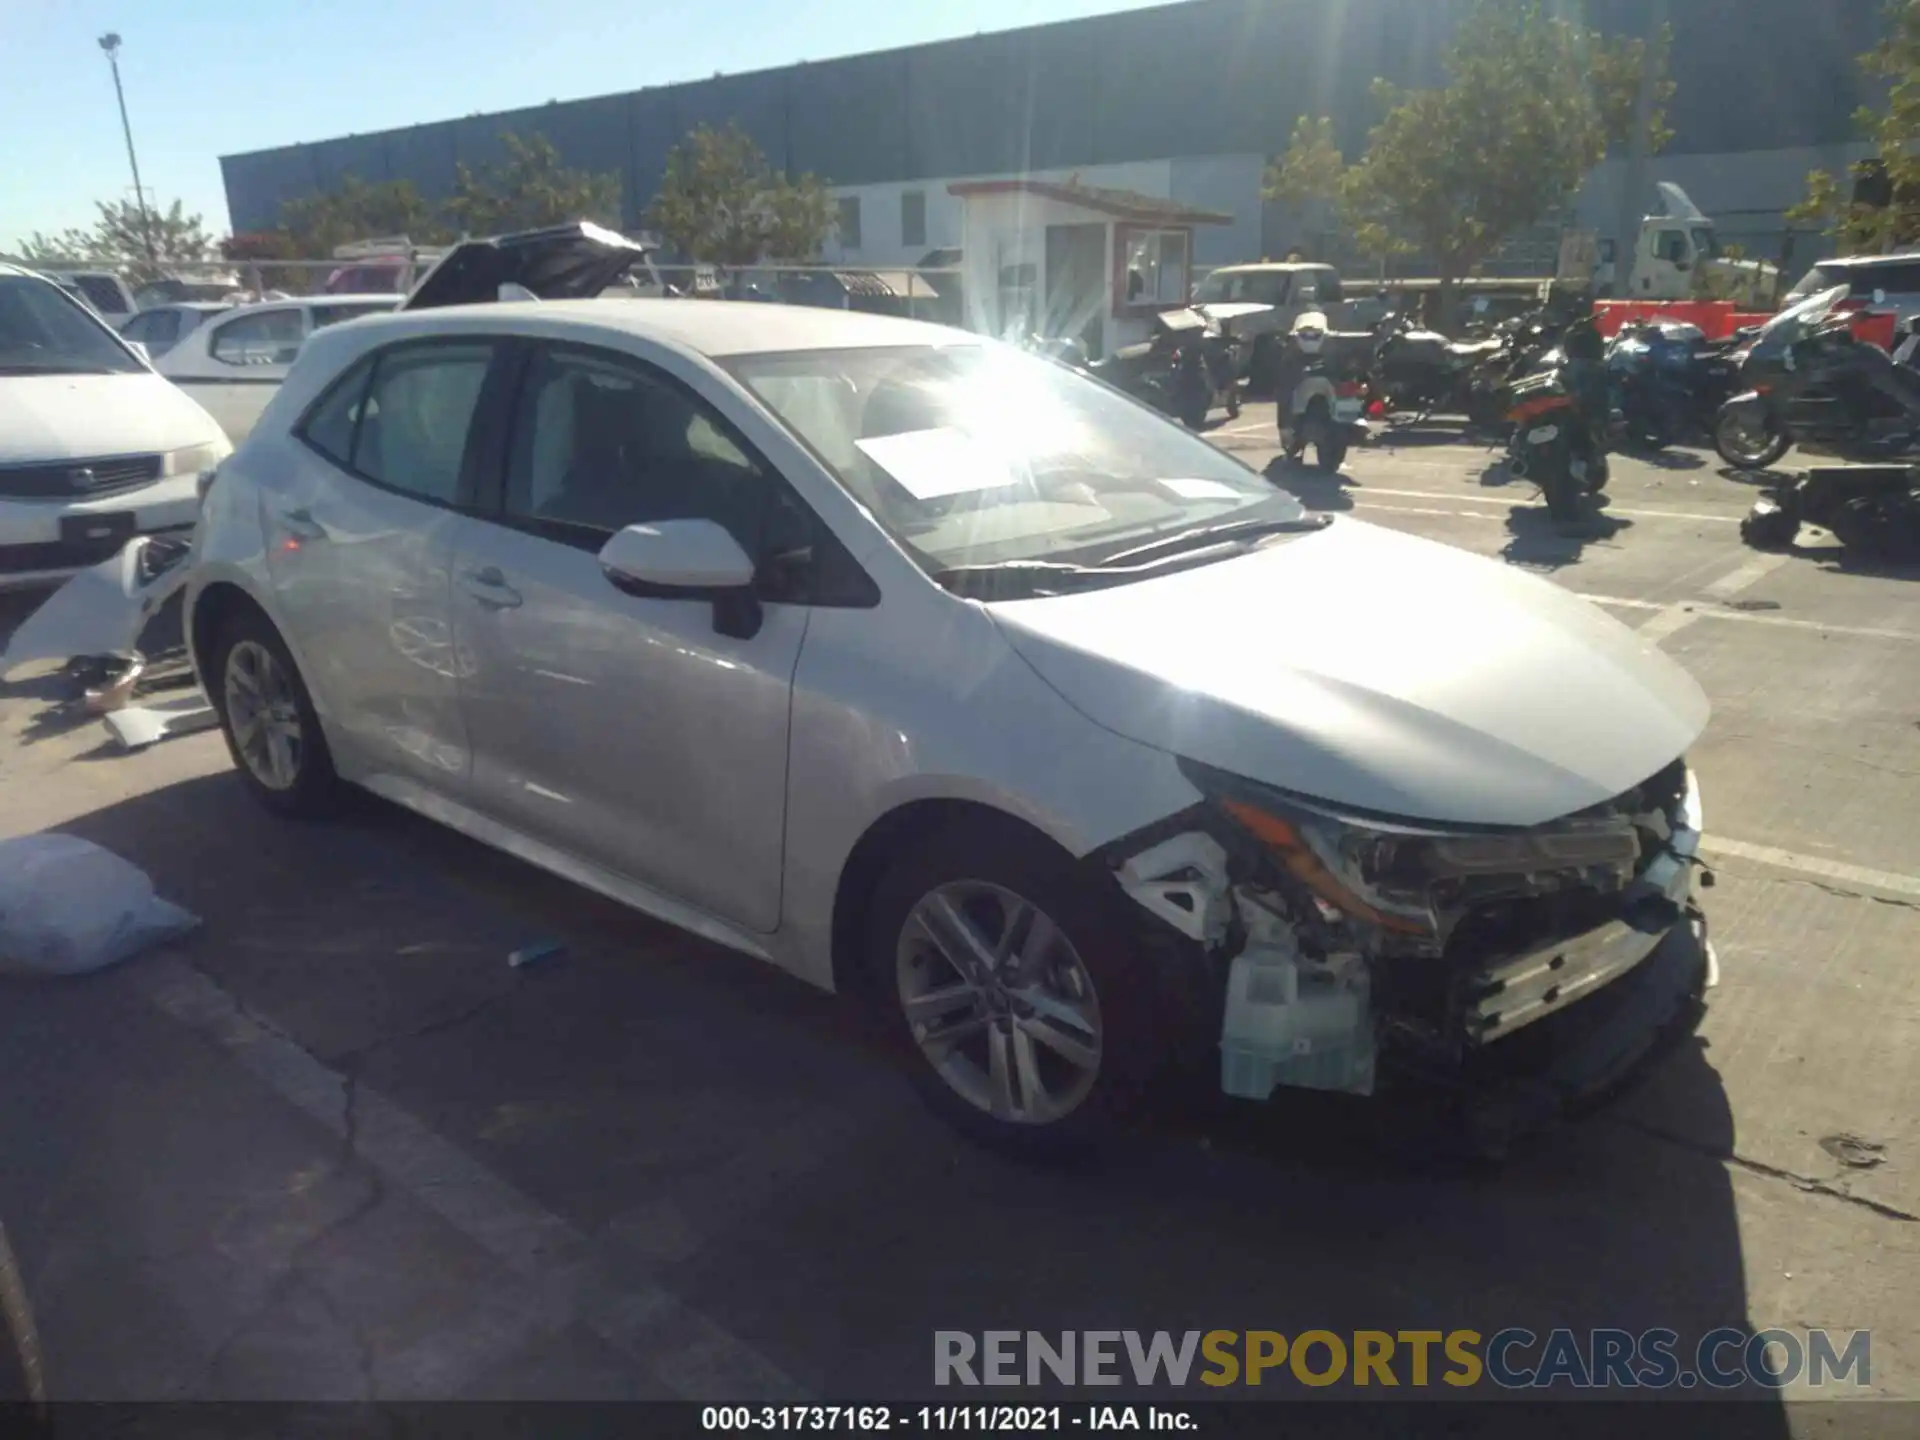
(1099, 756), (1713, 1131)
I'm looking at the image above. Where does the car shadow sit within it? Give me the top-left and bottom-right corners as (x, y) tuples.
(15, 771), (1789, 1420)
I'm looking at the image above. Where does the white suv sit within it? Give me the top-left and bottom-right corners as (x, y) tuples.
(0, 265), (231, 590)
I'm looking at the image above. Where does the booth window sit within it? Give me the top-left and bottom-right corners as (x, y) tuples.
(838, 198), (862, 250)
(1118, 228), (1190, 310)
(901, 192), (926, 248)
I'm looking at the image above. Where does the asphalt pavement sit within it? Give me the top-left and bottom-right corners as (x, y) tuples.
(0, 409), (1915, 1427)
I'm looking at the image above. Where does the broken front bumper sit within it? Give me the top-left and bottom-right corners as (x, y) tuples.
(1465, 774), (1702, 1044)
(1107, 763), (1712, 1123)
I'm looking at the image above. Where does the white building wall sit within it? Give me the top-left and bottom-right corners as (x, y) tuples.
(824, 159), (1175, 267)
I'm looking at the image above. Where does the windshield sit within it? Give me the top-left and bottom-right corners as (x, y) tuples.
(1753, 283), (1848, 352)
(1190, 271), (1241, 303)
(727, 344), (1299, 573)
(0, 276), (144, 375)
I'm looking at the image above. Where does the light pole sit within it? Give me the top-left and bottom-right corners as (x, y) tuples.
(1610, 0), (1666, 299)
(97, 32), (158, 270)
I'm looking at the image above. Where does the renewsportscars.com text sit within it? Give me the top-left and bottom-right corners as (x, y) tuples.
(934, 1329), (1871, 1391)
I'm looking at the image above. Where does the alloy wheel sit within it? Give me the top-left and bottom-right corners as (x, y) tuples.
(896, 880), (1103, 1125)
(223, 639), (304, 791)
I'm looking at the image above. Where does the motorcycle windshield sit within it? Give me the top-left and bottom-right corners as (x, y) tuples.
(1750, 283), (1849, 356)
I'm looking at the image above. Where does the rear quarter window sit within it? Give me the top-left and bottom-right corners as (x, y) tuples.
(1851, 260), (1920, 297)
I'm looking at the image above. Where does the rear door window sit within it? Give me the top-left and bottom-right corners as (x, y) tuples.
(210, 308), (306, 366)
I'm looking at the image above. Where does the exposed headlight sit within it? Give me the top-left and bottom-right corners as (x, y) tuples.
(1180, 759), (1643, 941)
(164, 439), (230, 477)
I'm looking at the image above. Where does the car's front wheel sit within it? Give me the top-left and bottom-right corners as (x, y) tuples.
(209, 609), (340, 817)
(866, 821), (1158, 1151)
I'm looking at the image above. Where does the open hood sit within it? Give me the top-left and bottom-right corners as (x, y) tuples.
(988, 519), (1709, 828)
(401, 222), (652, 311)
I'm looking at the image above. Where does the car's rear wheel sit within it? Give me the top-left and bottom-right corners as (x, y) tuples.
(866, 821), (1159, 1152)
(210, 609), (340, 818)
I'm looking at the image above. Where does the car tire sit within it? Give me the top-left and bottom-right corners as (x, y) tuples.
(864, 818), (1163, 1155)
(208, 608), (341, 819)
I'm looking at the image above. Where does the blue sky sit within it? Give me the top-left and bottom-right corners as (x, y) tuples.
(1, 0), (1163, 247)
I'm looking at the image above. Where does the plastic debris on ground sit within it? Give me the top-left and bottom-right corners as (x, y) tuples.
(0, 833), (200, 978)
(508, 939), (566, 970)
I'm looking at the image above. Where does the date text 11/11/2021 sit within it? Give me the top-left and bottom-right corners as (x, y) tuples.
(702, 1407), (1194, 1431)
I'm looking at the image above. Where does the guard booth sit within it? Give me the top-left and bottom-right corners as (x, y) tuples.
(947, 179), (1231, 360)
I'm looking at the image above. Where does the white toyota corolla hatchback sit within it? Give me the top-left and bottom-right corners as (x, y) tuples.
(184, 226), (1713, 1150)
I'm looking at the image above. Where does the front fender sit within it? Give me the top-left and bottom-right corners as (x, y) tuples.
(1720, 390), (1767, 420)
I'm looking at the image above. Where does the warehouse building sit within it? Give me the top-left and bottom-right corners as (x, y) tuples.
(221, 0), (1884, 280)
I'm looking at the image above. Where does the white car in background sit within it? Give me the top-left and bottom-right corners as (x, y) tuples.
(0, 263), (229, 591)
(119, 301), (233, 361)
(157, 294), (401, 443)
(44, 269), (139, 328)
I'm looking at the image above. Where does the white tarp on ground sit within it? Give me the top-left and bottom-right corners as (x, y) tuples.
(0, 834), (199, 977)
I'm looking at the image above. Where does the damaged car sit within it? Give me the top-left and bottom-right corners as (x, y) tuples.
(176, 222), (1713, 1151)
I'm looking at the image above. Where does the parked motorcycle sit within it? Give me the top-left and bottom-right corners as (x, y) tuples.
(1742, 464), (1920, 560)
(1503, 339), (1612, 524)
(1042, 306), (1246, 429)
(1714, 283), (1920, 470)
(1278, 311), (1371, 472)
(1367, 311), (1509, 427)
(1606, 322), (1697, 451)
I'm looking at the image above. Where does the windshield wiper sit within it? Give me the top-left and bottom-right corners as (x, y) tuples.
(1095, 513), (1330, 568)
(931, 516), (1330, 599)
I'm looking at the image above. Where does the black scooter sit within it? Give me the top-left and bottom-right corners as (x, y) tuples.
(1714, 284), (1920, 470)
(1742, 465), (1920, 560)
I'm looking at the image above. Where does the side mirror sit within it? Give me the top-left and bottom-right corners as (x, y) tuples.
(597, 519), (763, 639)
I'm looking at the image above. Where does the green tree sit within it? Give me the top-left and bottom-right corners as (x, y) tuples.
(1263, 116), (1407, 271)
(1274, 0), (1672, 324)
(645, 123), (836, 265)
(1787, 1), (1920, 253)
(15, 197), (213, 281)
(445, 132), (622, 236)
(278, 176), (450, 258)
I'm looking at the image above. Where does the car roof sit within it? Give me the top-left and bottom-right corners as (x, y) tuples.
(1812, 252), (1920, 272)
(340, 298), (977, 358)
(218, 293), (402, 315)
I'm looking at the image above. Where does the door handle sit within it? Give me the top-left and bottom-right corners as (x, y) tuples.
(459, 566), (522, 609)
(275, 506), (327, 541)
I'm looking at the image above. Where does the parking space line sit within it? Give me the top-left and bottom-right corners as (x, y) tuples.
(1703, 837), (1920, 902)
(131, 955), (808, 1402)
(1353, 485), (1740, 525)
(1636, 552), (1789, 643)
(1570, 592), (1920, 643)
